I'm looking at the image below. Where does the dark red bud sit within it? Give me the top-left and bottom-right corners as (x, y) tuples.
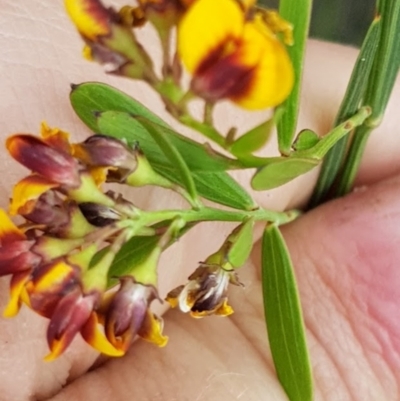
(7, 135), (81, 187)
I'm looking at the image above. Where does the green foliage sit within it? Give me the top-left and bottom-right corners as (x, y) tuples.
(252, 157), (318, 190)
(309, 17), (381, 206)
(226, 219), (254, 268)
(277, 0), (313, 154)
(262, 224), (313, 401)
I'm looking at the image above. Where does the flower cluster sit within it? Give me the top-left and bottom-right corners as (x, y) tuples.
(0, 124), (168, 359)
(0, 0), (295, 361)
(65, 0), (293, 110)
(0, 124), (246, 360)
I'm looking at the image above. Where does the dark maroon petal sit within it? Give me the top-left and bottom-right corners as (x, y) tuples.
(192, 40), (254, 102)
(0, 241), (40, 276)
(7, 135), (81, 187)
(45, 289), (97, 359)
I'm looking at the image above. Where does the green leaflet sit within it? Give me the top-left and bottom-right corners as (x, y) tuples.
(251, 157), (319, 190)
(309, 17), (382, 207)
(69, 82), (234, 172)
(70, 82), (169, 131)
(262, 224), (313, 401)
(108, 236), (161, 281)
(134, 116), (198, 203)
(96, 111), (256, 210)
(292, 129), (319, 151)
(226, 219), (254, 268)
(230, 109), (283, 156)
(277, 0), (313, 154)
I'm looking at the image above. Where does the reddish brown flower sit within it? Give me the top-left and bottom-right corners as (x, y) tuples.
(104, 276), (168, 353)
(6, 135), (80, 188)
(45, 288), (99, 361)
(166, 264), (242, 317)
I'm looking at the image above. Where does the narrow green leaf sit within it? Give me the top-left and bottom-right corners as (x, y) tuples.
(190, 171), (256, 210)
(108, 236), (160, 280)
(71, 83), (236, 171)
(262, 224), (313, 401)
(277, 0), (313, 154)
(364, 0), (400, 124)
(309, 17), (382, 207)
(226, 219), (254, 268)
(332, 0), (400, 198)
(70, 82), (169, 132)
(134, 116), (199, 203)
(97, 111), (256, 210)
(251, 157), (319, 190)
(292, 129), (319, 151)
(230, 109), (284, 156)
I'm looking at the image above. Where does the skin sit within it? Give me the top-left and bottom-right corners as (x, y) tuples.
(0, 1), (400, 400)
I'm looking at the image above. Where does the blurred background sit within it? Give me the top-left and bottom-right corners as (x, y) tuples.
(261, 0), (376, 46)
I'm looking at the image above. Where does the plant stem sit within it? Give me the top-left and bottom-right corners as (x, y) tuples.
(137, 206), (301, 227)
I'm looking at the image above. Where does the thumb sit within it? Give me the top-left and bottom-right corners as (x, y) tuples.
(279, 173), (400, 399)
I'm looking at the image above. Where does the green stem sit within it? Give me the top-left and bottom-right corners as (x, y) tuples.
(334, 124), (372, 196)
(204, 102), (215, 125)
(294, 106), (372, 159)
(178, 114), (226, 147)
(137, 206), (301, 227)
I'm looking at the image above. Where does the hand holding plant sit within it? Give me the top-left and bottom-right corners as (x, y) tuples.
(0, 1), (399, 400)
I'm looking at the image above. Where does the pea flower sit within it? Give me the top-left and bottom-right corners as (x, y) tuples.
(166, 263), (242, 318)
(178, 0), (294, 109)
(65, 0), (156, 80)
(104, 276), (168, 353)
(1, 126), (170, 359)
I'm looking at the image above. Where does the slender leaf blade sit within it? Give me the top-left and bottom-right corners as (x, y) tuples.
(134, 116), (198, 202)
(190, 171), (256, 210)
(331, 0), (400, 198)
(309, 17), (382, 207)
(109, 235), (161, 279)
(70, 82), (169, 131)
(97, 111), (256, 210)
(251, 157), (319, 190)
(230, 108), (284, 156)
(262, 224), (313, 401)
(277, 0), (313, 154)
(70, 83), (235, 171)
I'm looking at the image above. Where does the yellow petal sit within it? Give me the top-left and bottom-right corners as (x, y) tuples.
(33, 260), (75, 293)
(3, 272), (30, 318)
(214, 298), (234, 316)
(0, 209), (26, 242)
(178, 0), (243, 73)
(9, 175), (58, 216)
(44, 339), (65, 362)
(65, 0), (112, 41)
(138, 310), (168, 347)
(231, 21), (294, 109)
(40, 122), (72, 154)
(81, 312), (125, 357)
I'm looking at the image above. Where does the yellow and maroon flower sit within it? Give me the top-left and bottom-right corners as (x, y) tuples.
(65, 0), (155, 80)
(6, 135), (81, 188)
(65, 0), (114, 41)
(73, 135), (138, 183)
(0, 209), (41, 276)
(44, 287), (99, 361)
(166, 264), (242, 317)
(25, 258), (81, 318)
(178, 0), (294, 109)
(104, 276), (168, 353)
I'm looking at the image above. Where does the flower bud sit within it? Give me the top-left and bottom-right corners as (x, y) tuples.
(6, 135), (81, 188)
(166, 264), (243, 317)
(105, 277), (167, 352)
(73, 135), (138, 182)
(45, 288), (99, 361)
